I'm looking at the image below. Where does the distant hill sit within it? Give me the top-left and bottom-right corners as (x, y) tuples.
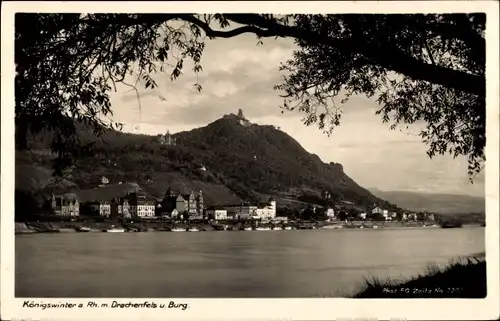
(368, 188), (485, 214)
(15, 112), (396, 210)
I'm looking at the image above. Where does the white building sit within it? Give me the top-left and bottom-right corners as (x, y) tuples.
(50, 193), (80, 216)
(170, 209), (179, 218)
(255, 198), (277, 221)
(136, 202), (156, 217)
(118, 199), (131, 218)
(205, 207), (228, 220)
(90, 202), (111, 217)
(326, 208), (335, 218)
(359, 212), (367, 220)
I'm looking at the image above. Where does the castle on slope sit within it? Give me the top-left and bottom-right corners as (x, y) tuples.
(158, 130), (176, 146)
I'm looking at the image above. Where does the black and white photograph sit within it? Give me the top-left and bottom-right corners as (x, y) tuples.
(1, 1), (499, 320)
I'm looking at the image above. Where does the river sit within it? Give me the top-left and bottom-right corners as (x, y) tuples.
(15, 226), (485, 297)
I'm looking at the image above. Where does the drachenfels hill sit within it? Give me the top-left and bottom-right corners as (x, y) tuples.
(15, 110), (394, 210)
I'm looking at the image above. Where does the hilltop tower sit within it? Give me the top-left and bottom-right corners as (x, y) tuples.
(236, 109), (251, 127)
(158, 130), (177, 145)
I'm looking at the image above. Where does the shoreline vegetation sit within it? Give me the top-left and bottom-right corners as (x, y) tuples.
(14, 219), (483, 234)
(352, 254), (487, 298)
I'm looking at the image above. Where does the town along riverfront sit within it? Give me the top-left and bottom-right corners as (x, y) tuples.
(15, 225), (485, 298)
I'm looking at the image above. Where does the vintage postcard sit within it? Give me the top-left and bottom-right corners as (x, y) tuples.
(1, 1), (499, 320)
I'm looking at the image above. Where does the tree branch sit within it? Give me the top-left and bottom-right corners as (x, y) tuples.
(178, 15), (278, 39)
(224, 14), (485, 97)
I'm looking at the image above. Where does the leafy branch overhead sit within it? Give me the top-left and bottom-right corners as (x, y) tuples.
(15, 13), (485, 178)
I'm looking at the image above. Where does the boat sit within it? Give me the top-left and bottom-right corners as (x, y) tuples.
(440, 221), (463, 229)
(77, 226), (91, 232)
(423, 223), (438, 228)
(273, 226), (283, 231)
(373, 225), (378, 229)
(105, 227), (125, 233)
(284, 226), (292, 230)
(255, 227), (272, 231)
(171, 227), (186, 232)
(322, 224), (343, 229)
(243, 226), (253, 231)
(187, 227), (200, 232)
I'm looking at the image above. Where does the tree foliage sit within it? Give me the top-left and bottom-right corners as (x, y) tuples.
(15, 13), (485, 177)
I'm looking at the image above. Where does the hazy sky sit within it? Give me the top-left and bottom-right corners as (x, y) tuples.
(107, 32), (485, 197)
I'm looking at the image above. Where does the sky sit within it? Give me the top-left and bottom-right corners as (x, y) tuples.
(106, 31), (485, 198)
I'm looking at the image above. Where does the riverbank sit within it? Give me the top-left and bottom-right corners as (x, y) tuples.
(353, 254), (487, 298)
(15, 220), (480, 234)
(15, 221), (298, 233)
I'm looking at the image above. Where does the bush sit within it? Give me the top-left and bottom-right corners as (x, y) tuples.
(353, 257), (486, 298)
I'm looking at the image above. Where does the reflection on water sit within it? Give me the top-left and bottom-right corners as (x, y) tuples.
(15, 227), (485, 297)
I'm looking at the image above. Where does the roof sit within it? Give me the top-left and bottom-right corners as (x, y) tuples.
(206, 206), (226, 211)
(76, 182), (144, 202)
(59, 193), (78, 200)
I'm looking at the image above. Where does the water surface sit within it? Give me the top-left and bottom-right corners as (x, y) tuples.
(15, 227), (485, 297)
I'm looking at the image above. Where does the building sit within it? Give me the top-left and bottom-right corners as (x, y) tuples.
(158, 130), (176, 146)
(236, 109), (251, 127)
(159, 188), (204, 217)
(170, 209), (179, 219)
(50, 193), (80, 216)
(254, 198), (277, 221)
(205, 207), (228, 220)
(182, 190), (205, 215)
(88, 201), (111, 217)
(273, 216), (288, 223)
(224, 204), (258, 220)
(128, 193), (156, 218)
(175, 195), (187, 213)
(120, 199), (131, 218)
(325, 208), (335, 218)
(183, 192), (198, 215)
(76, 182), (143, 217)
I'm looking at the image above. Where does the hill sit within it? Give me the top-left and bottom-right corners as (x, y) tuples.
(15, 113), (395, 210)
(368, 188), (485, 214)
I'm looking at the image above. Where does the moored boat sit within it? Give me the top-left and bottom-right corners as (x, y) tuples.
(284, 226), (292, 230)
(171, 227), (186, 232)
(322, 224), (343, 229)
(187, 227), (200, 232)
(440, 221), (463, 228)
(272, 226), (283, 231)
(243, 226), (253, 231)
(105, 227), (125, 233)
(255, 227), (272, 231)
(77, 226), (91, 232)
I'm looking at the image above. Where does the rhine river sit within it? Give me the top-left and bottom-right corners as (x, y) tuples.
(15, 226), (485, 297)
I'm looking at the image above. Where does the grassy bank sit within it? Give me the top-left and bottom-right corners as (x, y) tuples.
(353, 256), (486, 298)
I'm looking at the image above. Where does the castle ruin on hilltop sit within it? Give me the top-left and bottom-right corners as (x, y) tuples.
(158, 130), (176, 146)
(236, 109), (251, 127)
